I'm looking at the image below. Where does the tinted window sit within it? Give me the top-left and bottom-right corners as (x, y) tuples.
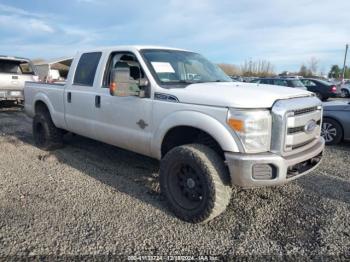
(73, 52), (101, 86)
(260, 79), (270, 84)
(315, 79), (332, 86)
(273, 79), (288, 86)
(289, 80), (305, 87)
(251, 79), (260, 83)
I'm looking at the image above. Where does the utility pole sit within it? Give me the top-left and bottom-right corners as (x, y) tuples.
(341, 44), (348, 82)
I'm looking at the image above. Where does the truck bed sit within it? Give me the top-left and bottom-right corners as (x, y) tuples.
(24, 82), (67, 129)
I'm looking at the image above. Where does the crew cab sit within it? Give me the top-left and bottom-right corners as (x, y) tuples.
(0, 56), (37, 103)
(24, 46), (325, 223)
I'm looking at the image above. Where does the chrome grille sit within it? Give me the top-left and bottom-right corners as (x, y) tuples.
(294, 106), (318, 116)
(271, 96), (322, 156)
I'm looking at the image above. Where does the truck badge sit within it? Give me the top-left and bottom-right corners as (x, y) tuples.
(137, 119), (148, 129)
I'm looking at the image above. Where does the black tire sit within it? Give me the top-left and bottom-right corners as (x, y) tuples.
(315, 92), (323, 101)
(321, 118), (343, 145)
(341, 89), (349, 98)
(160, 144), (232, 223)
(33, 111), (64, 150)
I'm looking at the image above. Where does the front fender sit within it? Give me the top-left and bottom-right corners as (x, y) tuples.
(151, 110), (242, 159)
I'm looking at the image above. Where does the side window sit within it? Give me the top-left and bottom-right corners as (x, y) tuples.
(274, 79), (288, 86)
(73, 52), (101, 86)
(103, 52), (145, 88)
(260, 79), (270, 84)
(307, 80), (316, 86)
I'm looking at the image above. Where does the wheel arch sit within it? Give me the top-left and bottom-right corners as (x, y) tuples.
(151, 111), (241, 160)
(33, 94), (59, 127)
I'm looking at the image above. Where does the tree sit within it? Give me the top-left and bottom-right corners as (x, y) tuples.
(328, 65), (341, 79)
(217, 63), (241, 76)
(308, 57), (319, 75)
(299, 64), (310, 77)
(240, 59), (275, 77)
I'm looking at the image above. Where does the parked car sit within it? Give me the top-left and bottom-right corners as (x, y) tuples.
(229, 75), (243, 82)
(24, 46), (324, 223)
(321, 101), (350, 145)
(0, 55), (38, 103)
(300, 78), (339, 101)
(250, 77), (307, 90)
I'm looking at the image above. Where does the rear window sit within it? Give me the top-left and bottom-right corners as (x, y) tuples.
(73, 52), (102, 86)
(316, 79), (332, 86)
(0, 59), (35, 75)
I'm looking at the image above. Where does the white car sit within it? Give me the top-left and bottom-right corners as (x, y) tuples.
(0, 56), (38, 103)
(24, 46), (325, 223)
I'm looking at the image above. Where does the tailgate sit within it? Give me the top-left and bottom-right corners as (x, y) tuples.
(0, 73), (35, 91)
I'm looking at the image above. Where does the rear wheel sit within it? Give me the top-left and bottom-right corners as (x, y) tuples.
(33, 111), (64, 150)
(315, 92), (323, 101)
(160, 144), (232, 223)
(321, 118), (343, 145)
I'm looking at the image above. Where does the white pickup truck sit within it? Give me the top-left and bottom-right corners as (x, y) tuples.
(24, 46), (325, 223)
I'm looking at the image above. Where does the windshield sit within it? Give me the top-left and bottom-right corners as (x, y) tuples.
(141, 49), (232, 85)
(290, 80), (305, 87)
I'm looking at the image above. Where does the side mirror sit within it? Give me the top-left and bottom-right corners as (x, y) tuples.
(109, 66), (141, 97)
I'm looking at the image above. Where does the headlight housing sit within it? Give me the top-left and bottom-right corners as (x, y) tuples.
(227, 109), (272, 153)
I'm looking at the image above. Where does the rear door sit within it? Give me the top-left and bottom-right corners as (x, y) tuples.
(64, 52), (102, 139)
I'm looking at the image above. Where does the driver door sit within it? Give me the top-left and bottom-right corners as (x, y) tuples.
(93, 51), (153, 156)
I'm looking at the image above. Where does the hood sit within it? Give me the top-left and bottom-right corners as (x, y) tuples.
(323, 100), (350, 111)
(168, 82), (313, 108)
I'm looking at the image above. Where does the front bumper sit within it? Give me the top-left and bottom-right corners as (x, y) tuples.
(0, 90), (24, 101)
(225, 137), (325, 188)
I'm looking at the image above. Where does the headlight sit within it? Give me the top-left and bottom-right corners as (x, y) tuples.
(227, 109), (272, 153)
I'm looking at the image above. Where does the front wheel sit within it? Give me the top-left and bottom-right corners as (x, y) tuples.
(341, 89), (349, 98)
(321, 118), (343, 145)
(160, 144), (232, 223)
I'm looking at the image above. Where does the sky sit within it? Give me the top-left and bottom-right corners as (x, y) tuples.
(0, 0), (349, 73)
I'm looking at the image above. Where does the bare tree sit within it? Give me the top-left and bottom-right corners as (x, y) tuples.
(217, 63), (241, 76)
(309, 57), (319, 75)
(240, 59), (275, 77)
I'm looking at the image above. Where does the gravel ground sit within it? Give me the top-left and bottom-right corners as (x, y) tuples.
(0, 104), (349, 260)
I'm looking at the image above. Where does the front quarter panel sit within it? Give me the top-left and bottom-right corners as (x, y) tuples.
(150, 101), (242, 159)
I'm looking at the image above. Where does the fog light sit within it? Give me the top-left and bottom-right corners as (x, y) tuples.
(252, 164), (276, 180)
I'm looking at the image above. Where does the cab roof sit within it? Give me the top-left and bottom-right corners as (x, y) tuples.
(77, 45), (189, 54)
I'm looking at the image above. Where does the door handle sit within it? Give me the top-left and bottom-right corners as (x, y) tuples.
(95, 95), (101, 108)
(67, 92), (72, 103)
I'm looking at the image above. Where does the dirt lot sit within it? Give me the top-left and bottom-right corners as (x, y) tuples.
(0, 104), (349, 260)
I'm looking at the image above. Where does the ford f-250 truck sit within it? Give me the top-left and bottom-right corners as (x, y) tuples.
(24, 46), (325, 223)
